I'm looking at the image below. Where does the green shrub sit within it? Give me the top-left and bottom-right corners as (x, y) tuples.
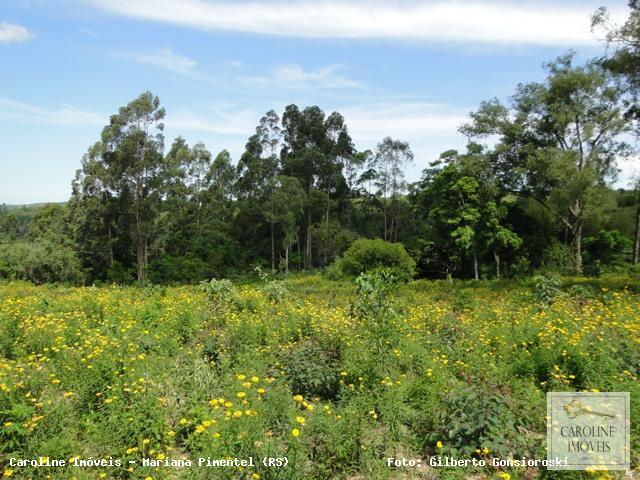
(260, 280), (289, 303)
(0, 312), (19, 359)
(198, 278), (236, 313)
(451, 287), (476, 312)
(566, 284), (597, 300)
(350, 268), (398, 321)
(532, 275), (563, 304)
(278, 339), (341, 400)
(0, 240), (83, 284)
(540, 242), (574, 274)
(429, 382), (518, 457)
(106, 260), (133, 284)
(148, 255), (209, 284)
(340, 239), (415, 281)
(584, 229), (632, 274)
(350, 268), (401, 369)
(323, 257), (346, 280)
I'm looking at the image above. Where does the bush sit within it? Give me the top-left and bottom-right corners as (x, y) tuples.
(350, 268), (398, 321)
(148, 255), (209, 284)
(278, 339), (341, 400)
(323, 257), (346, 280)
(584, 229), (632, 273)
(0, 240), (83, 284)
(540, 242), (574, 274)
(198, 278), (236, 313)
(350, 268), (400, 369)
(340, 239), (415, 281)
(429, 382), (518, 457)
(106, 260), (133, 284)
(260, 280), (289, 303)
(532, 274), (563, 304)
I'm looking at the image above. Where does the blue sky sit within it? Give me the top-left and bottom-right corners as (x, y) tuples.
(0, 0), (635, 204)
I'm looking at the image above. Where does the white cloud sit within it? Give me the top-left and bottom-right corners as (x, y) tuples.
(136, 48), (197, 75)
(85, 0), (627, 46)
(270, 65), (365, 89)
(0, 21), (34, 44)
(168, 107), (257, 136)
(240, 64), (365, 90)
(0, 97), (104, 126)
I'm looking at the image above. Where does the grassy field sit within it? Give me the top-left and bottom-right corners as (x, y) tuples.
(0, 275), (638, 479)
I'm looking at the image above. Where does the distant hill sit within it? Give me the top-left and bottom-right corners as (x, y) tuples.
(1, 201), (66, 214)
(0, 202), (67, 228)
(3, 202), (66, 210)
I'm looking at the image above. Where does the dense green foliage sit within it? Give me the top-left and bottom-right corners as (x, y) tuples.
(340, 239), (415, 281)
(1, 4), (640, 284)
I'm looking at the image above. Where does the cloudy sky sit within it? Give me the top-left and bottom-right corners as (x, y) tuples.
(0, 0), (634, 203)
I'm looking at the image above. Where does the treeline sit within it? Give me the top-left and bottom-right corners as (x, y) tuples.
(1, 5), (639, 284)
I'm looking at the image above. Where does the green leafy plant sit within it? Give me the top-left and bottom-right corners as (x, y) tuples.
(532, 275), (563, 304)
(261, 280), (289, 303)
(350, 268), (398, 321)
(340, 239), (415, 281)
(430, 383), (518, 458)
(198, 278), (236, 312)
(278, 339), (341, 400)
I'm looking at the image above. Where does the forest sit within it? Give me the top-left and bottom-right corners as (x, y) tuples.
(2, 4), (640, 480)
(1, 6), (639, 285)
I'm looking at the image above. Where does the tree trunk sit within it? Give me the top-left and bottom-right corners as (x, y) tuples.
(389, 216), (394, 243)
(473, 250), (479, 280)
(137, 242), (144, 281)
(633, 204), (640, 265)
(575, 221), (583, 275)
(144, 237), (148, 275)
(107, 223), (114, 267)
(305, 209), (312, 269)
(285, 243), (289, 278)
(383, 203), (388, 241)
(135, 211), (145, 281)
(325, 188), (330, 266)
(493, 250), (500, 279)
(271, 222), (275, 271)
(324, 229), (329, 266)
(134, 177), (146, 282)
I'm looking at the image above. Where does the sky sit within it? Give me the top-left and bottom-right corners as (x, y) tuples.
(0, 0), (636, 204)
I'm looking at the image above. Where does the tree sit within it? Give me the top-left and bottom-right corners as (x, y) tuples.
(414, 143), (521, 280)
(425, 163), (483, 279)
(593, 2), (640, 135)
(71, 141), (125, 280)
(0, 213), (20, 241)
(320, 112), (354, 264)
(462, 54), (629, 274)
(257, 110), (282, 270)
(237, 111), (282, 270)
(372, 137), (414, 242)
(632, 179), (640, 264)
(100, 92), (166, 281)
(70, 93), (166, 282)
(482, 201), (522, 278)
(281, 105), (353, 268)
(593, 3), (640, 264)
(262, 176), (304, 275)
